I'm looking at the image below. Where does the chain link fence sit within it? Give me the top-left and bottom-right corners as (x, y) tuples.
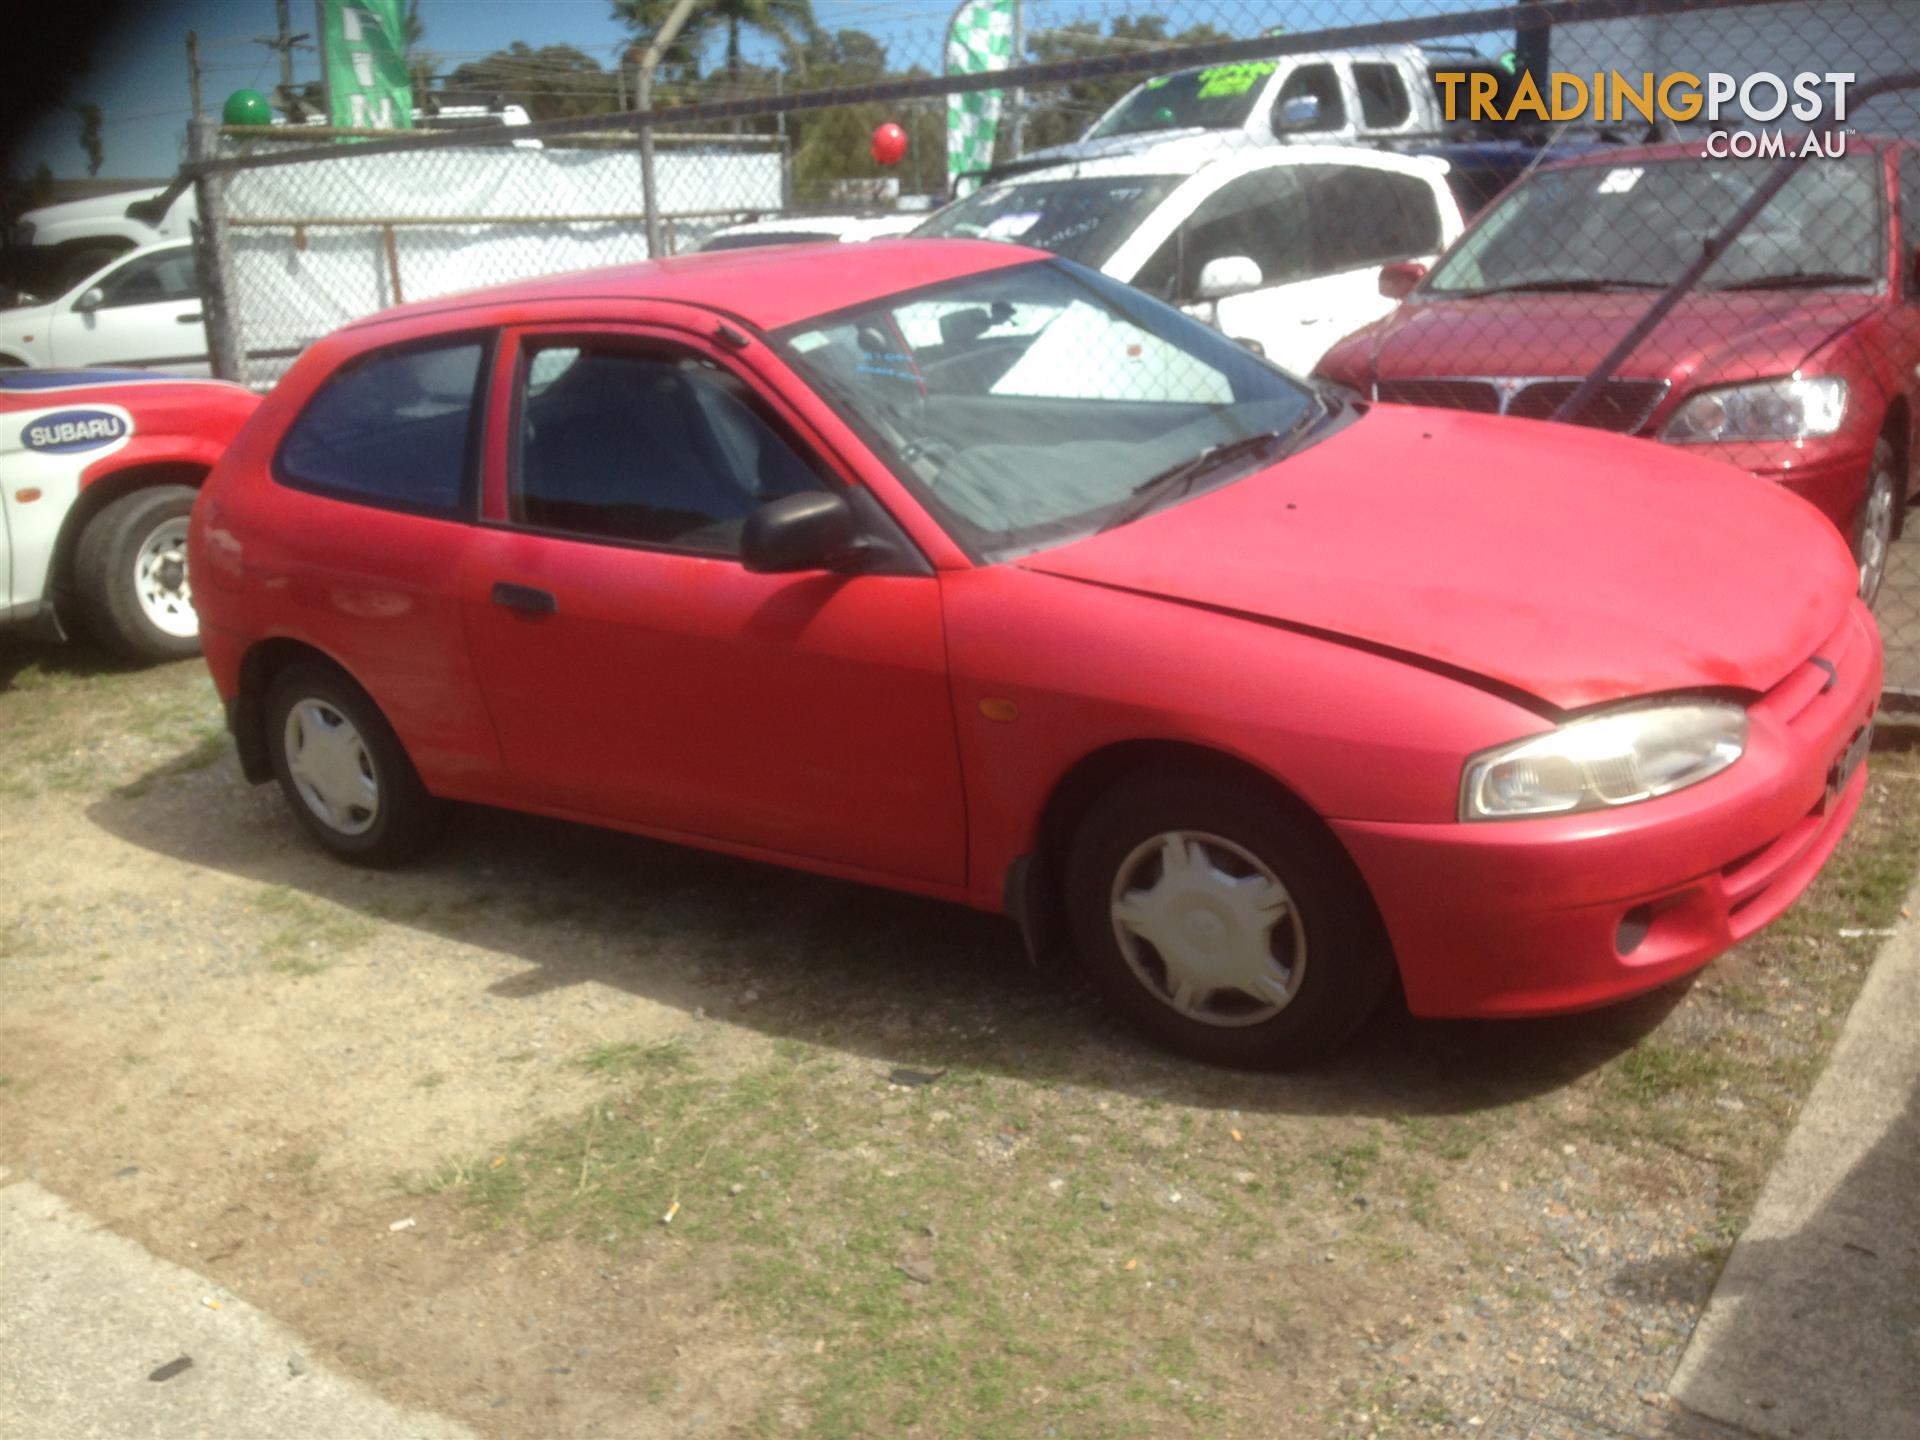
(180, 0), (1920, 700)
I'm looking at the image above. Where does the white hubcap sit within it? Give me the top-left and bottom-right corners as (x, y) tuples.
(1110, 830), (1306, 1028)
(284, 700), (379, 836)
(134, 517), (196, 638)
(1859, 469), (1895, 605)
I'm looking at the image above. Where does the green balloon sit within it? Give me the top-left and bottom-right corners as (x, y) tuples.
(222, 89), (273, 126)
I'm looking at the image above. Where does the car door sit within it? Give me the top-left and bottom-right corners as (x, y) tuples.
(46, 247), (207, 373)
(1202, 165), (1448, 373)
(459, 323), (969, 888)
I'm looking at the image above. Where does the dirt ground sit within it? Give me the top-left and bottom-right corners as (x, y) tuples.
(3, 645), (1917, 1439)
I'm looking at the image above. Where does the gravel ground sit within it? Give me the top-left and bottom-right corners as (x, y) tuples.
(3, 646), (1916, 1438)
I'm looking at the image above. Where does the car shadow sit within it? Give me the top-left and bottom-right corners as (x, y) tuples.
(86, 744), (1689, 1119)
(0, 636), (145, 692)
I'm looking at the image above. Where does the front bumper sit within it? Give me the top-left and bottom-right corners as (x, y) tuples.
(1333, 601), (1882, 1018)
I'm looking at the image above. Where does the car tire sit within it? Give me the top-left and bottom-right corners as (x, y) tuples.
(1065, 769), (1394, 1069)
(73, 485), (201, 662)
(1855, 436), (1899, 608)
(264, 662), (439, 866)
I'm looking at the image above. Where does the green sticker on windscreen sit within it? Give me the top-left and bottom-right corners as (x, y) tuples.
(1195, 61), (1277, 99)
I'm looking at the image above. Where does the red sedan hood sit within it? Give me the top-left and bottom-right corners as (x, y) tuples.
(1020, 406), (1856, 712)
(1364, 289), (1877, 389)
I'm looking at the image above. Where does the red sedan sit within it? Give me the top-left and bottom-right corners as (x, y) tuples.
(190, 241), (1879, 1066)
(1316, 138), (1920, 606)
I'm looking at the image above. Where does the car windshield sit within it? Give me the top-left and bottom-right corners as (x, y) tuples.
(915, 176), (1180, 268)
(777, 259), (1321, 560)
(1087, 62), (1276, 139)
(1425, 153), (1884, 295)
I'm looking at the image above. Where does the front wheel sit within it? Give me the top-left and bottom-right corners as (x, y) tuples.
(1855, 437), (1900, 608)
(1065, 770), (1393, 1068)
(73, 485), (201, 662)
(264, 663), (439, 866)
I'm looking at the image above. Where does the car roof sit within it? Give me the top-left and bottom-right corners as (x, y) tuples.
(983, 138), (1450, 185)
(344, 237), (1046, 335)
(1540, 134), (1901, 171)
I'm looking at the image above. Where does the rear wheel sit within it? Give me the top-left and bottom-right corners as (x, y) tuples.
(1855, 436), (1899, 608)
(264, 662), (439, 866)
(1065, 770), (1393, 1068)
(73, 485), (200, 662)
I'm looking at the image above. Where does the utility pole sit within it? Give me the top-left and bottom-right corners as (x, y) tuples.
(254, 0), (312, 108)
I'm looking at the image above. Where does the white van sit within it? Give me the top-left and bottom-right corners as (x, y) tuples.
(916, 139), (1465, 374)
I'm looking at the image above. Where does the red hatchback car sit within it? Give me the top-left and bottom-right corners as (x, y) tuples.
(191, 241), (1880, 1067)
(1316, 138), (1920, 605)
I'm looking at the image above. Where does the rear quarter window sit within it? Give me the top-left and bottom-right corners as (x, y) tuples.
(274, 338), (488, 516)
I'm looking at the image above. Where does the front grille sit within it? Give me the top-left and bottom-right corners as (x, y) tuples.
(1505, 380), (1669, 433)
(1374, 378), (1501, 412)
(1375, 376), (1669, 433)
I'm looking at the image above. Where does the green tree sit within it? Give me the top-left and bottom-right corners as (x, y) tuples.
(445, 43), (618, 120)
(73, 103), (104, 177)
(1020, 14), (1232, 153)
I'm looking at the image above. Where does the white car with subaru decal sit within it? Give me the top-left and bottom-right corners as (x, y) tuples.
(1, 370), (257, 661)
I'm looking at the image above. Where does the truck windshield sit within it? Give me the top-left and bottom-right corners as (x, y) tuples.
(1088, 63), (1276, 138)
(915, 175), (1180, 269)
(776, 259), (1321, 560)
(1425, 153), (1884, 295)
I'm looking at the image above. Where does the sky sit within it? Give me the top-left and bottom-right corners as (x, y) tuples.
(6, 0), (1508, 183)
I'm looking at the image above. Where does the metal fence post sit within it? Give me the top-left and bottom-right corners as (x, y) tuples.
(188, 116), (246, 387)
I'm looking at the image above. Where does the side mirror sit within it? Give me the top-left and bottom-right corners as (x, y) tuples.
(1276, 93), (1322, 131)
(1197, 255), (1264, 300)
(73, 286), (106, 313)
(1378, 261), (1428, 300)
(741, 491), (866, 575)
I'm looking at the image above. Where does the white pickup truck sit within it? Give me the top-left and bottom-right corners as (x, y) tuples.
(1014, 43), (1504, 170)
(916, 139), (1466, 374)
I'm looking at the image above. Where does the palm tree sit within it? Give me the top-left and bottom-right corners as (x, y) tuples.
(611, 0), (815, 88)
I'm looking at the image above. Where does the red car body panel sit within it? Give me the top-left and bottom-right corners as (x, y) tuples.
(1315, 139), (1920, 540)
(1021, 404), (1857, 711)
(191, 241), (1883, 1023)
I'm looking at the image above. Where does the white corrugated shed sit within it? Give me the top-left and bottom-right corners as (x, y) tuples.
(220, 143), (783, 387)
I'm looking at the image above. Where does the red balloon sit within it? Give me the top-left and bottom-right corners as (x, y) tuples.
(871, 121), (908, 167)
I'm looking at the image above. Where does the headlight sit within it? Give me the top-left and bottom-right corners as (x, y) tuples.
(1460, 701), (1747, 821)
(1661, 376), (1847, 443)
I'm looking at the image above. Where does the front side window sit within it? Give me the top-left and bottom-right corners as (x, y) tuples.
(276, 339), (485, 514)
(1134, 169), (1310, 302)
(92, 249), (199, 308)
(513, 344), (824, 553)
(916, 175), (1182, 270)
(778, 260), (1321, 559)
(1272, 63), (1345, 133)
(1426, 154), (1884, 295)
(1088, 63), (1276, 139)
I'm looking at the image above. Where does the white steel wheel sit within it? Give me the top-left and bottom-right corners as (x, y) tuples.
(132, 516), (196, 638)
(283, 699), (380, 836)
(1110, 829), (1307, 1027)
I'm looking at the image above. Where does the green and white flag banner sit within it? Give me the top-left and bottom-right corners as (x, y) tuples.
(320, 0), (415, 130)
(946, 0), (1014, 190)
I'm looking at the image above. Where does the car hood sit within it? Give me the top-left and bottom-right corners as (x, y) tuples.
(1018, 405), (1855, 712)
(1358, 289), (1880, 392)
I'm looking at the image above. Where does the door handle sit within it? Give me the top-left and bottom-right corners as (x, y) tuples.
(177, 313), (203, 323)
(491, 581), (556, 614)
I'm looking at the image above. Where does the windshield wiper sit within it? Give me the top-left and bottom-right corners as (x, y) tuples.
(1457, 277), (1669, 296)
(1711, 271), (1878, 291)
(1097, 407), (1324, 535)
